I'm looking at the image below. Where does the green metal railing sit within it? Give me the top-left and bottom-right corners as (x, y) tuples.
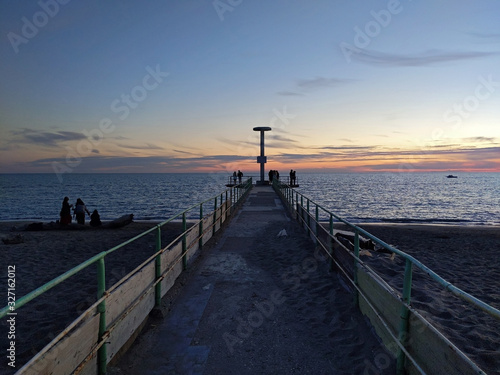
(0, 178), (252, 374)
(273, 179), (499, 375)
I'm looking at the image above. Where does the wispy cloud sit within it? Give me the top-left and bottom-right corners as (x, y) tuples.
(350, 49), (498, 67)
(297, 77), (351, 89)
(116, 143), (164, 150)
(268, 134), (299, 143)
(463, 136), (497, 143)
(9, 141), (500, 173)
(277, 76), (353, 96)
(469, 32), (500, 42)
(276, 91), (305, 97)
(26, 154), (254, 172)
(10, 128), (87, 147)
(273, 144), (500, 170)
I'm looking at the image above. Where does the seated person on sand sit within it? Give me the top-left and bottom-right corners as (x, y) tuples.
(90, 209), (102, 227)
(74, 198), (91, 225)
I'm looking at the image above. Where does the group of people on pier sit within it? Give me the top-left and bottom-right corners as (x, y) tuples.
(268, 169), (297, 185)
(268, 170), (280, 182)
(232, 170), (244, 184)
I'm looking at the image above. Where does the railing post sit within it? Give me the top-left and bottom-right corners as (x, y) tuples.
(225, 190), (228, 220)
(220, 192), (224, 227)
(295, 192), (299, 215)
(155, 225), (162, 306)
(353, 229), (360, 306)
(300, 195), (304, 227)
(329, 214), (334, 271)
(212, 197), (217, 235)
(182, 213), (187, 270)
(199, 204), (203, 250)
(315, 204), (319, 245)
(397, 259), (413, 375)
(213, 197), (217, 235)
(97, 258), (107, 375)
(306, 198), (310, 237)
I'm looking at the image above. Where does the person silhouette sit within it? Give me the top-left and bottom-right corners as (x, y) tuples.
(60, 196), (73, 225)
(74, 198), (91, 225)
(90, 209), (102, 227)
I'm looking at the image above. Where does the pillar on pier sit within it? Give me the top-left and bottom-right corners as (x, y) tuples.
(253, 126), (271, 185)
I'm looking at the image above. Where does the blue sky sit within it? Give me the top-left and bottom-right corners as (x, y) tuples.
(1, 0), (499, 175)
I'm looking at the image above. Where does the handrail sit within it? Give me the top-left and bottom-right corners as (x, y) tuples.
(0, 178), (252, 320)
(273, 179), (497, 375)
(0, 177), (252, 375)
(274, 180), (500, 320)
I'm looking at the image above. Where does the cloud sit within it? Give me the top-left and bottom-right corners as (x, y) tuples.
(314, 145), (377, 151)
(10, 128), (87, 147)
(26, 154), (255, 173)
(297, 77), (351, 89)
(469, 32), (500, 42)
(116, 142), (164, 150)
(277, 76), (353, 96)
(172, 149), (198, 155)
(463, 136), (497, 143)
(275, 145), (500, 165)
(276, 91), (305, 96)
(10, 142), (500, 174)
(350, 49), (499, 67)
(268, 134), (299, 143)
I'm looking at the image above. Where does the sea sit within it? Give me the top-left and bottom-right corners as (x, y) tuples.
(0, 172), (499, 225)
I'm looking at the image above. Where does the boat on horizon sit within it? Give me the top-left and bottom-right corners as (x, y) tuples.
(446, 174), (458, 178)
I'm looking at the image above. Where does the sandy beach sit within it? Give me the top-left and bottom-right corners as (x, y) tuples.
(350, 223), (500, 374)
(1, 220), (499, 374)
(0, 220), (186, 374)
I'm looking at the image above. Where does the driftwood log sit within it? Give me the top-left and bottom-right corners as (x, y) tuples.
(335, 230), (374, 250)
(335, 230), (393, 254)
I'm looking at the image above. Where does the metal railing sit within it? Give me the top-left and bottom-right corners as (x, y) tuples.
(273, 179), (499, 375)
(225, 174), (299, 186)
(1, 178), (253, 374)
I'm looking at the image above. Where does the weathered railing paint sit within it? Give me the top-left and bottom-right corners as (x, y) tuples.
(273, 179), (497, 375)
(0, 178), (252, 375)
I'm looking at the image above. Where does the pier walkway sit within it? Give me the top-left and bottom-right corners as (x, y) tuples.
(110, 185), (394, 374)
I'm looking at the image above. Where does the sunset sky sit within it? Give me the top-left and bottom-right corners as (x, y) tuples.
(1, 1), (499, 175)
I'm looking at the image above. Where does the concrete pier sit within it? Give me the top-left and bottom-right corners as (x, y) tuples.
(110, 185), (395, 374)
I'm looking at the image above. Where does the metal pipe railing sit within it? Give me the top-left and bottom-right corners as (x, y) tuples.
(0, 177), (253, 374)
(273, 179), (497, 374)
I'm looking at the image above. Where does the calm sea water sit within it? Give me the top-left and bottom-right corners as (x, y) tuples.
(296, 172), (500, 225)
(0, 172), (499, 225)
